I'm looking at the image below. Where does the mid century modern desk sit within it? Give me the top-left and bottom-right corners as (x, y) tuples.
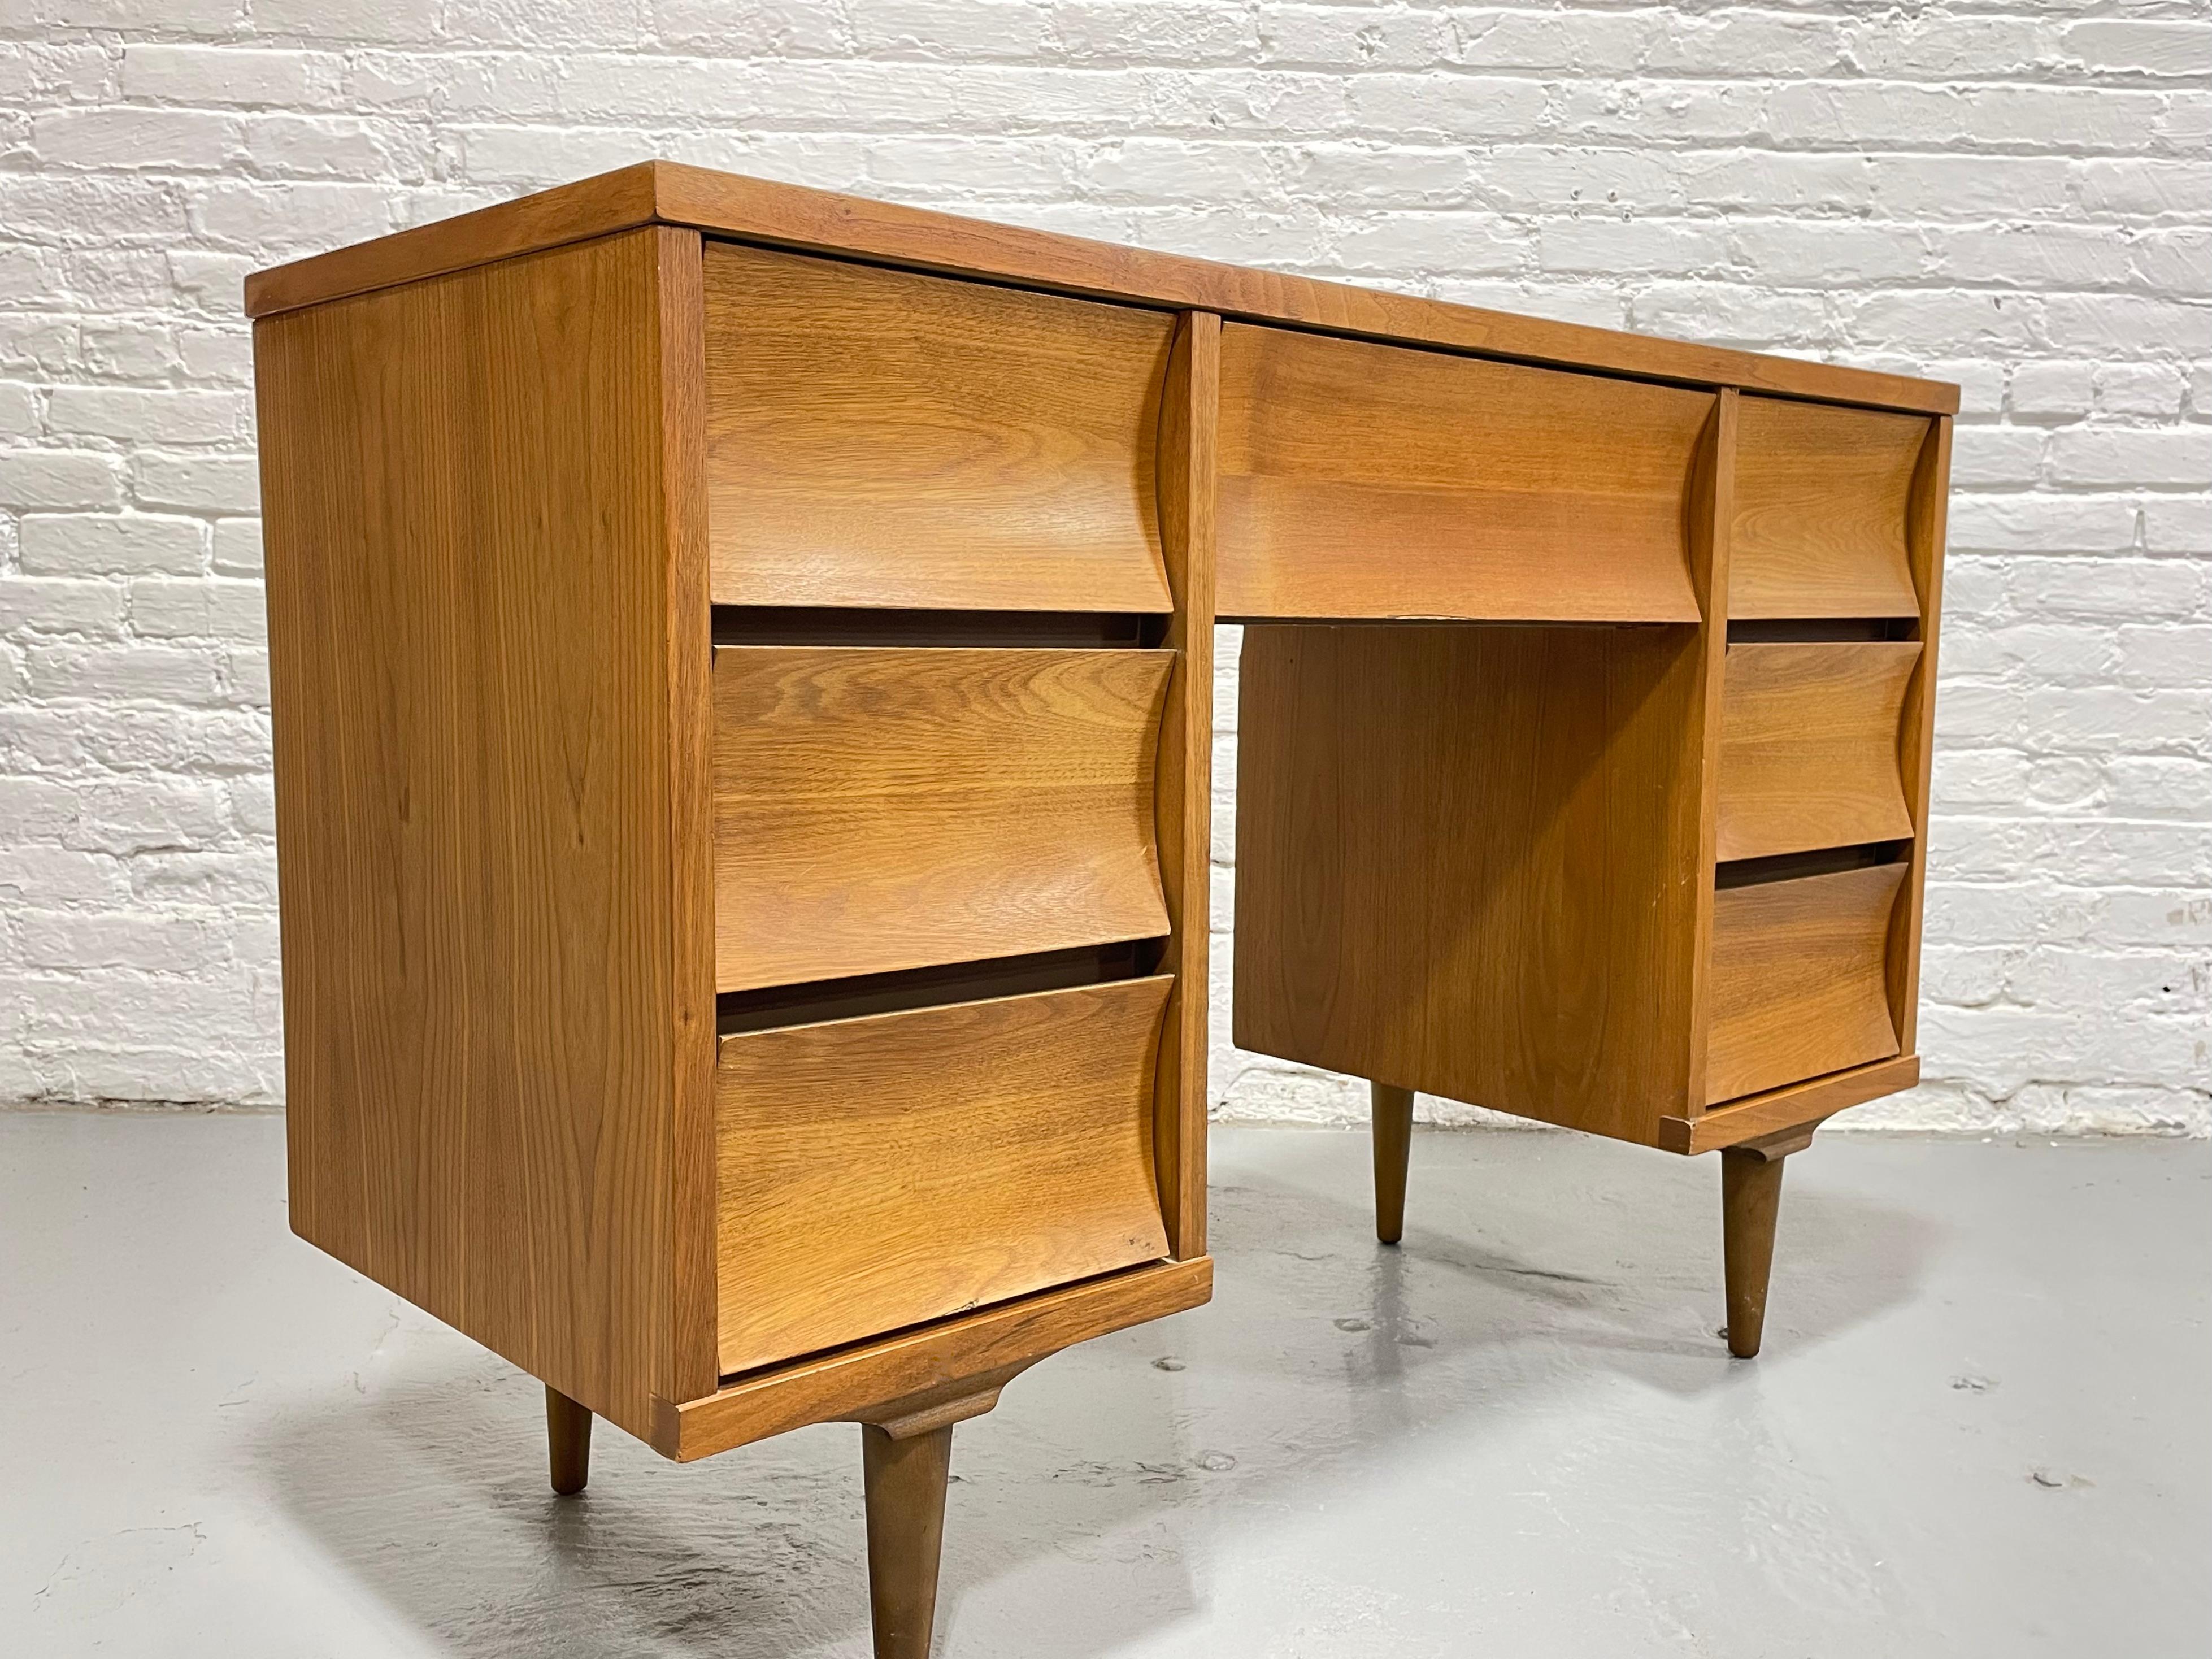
(247, 162), (1952, 1657)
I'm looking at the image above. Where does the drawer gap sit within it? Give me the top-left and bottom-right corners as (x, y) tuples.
(1716, 841), (1911, 890)
(1727, 618), (1918, 644)
(717, 939), (1166, 1036)
(713, 606), (1164, 649)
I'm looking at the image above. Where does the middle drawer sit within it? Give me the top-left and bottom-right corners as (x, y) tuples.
(712, 645), (1175, 992)
(1715, 640), (1921, 862)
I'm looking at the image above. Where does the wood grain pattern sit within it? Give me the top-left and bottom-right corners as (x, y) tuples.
(1370, 1081), (1415, 1245)
(545, 1386), (593, 1496)
(654, 227), (723, 1406)
(1658, 1053), (1920, 1153)
(1680, 392), (1738, 1114)
(703, 241), (1175, 611)
(1715, 641), (1920, 861)
(710, 645), (1172, 992)
(247, 161), (1958, 416)
(1720, 1149), (1787, 1357)
(1148, 311), (1218, 1258)
(1233, 622), (1709, 1145)
(712, 979), (1174, 1375)
(1215, 324), (1711, 622)
(257, 228), (712, 1443)
(863, 1422), (955, 1659)
(1731, 397), (1929, 619)
(654, 1256), (1212, 1460)
(1705, 863), (1909, 1105)
(1889, 417), (1953, 1053)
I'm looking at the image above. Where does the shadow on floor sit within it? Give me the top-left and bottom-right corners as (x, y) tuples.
(249, 1130), (1937, 1656)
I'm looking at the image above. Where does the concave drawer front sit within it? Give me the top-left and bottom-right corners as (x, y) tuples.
(1716, 641), (1920, 861)
(1705, 862), (1908, 1105)
(1215, 324), (1711, 622)
(712, 645), (1174, 992)
(714, 978), (1175, 1375)
(703, 241), (1176, 612)
(1732, 397), (1929, 619)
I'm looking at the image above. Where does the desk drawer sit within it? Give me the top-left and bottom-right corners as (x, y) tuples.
(1215, 324), (1711, 622)
(1732, 397), (1928, 619)
(1705, 862), (1907, 1104)
(703, 242), (1175, 612)
(714, 977), (1174, 1375)
(1716, 641), (1920, 861)
(712, 645), (1174, 992)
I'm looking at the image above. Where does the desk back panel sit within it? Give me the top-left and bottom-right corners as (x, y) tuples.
(1233, 620), (1711, 1144)
(1215, 324), (1711, 623)
(702, 242), (1176, 613)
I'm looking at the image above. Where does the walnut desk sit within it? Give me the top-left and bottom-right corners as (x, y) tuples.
(247, 162), (1953, 1657)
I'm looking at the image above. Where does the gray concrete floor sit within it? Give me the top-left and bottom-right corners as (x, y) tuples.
(3, 1115), (2206, 1657)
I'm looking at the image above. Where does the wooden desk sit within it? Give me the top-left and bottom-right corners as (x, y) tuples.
(249, 162), (1952, 1657)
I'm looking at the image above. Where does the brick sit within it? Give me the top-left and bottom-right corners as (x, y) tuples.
(211, 518), (263, 577)
(19, 514), (206, 577)
(2010, 361), (2094, 420)
(2097, 363), (2188, 419)
(0, 847), (127, 906)
(23, 640), (232, 706)
(131, 452), (260, 514)
(16, 910), (233, 974)
(32, 108), (244, 172)
(45, 388), (250, 446)
(122, 45), (338, 107)
(0, 575), (126, 636)
(1061, 2), (1257, 64)
(2063, 20), (2212, 79)
(128, 577), (267, 641)
(251, 0), (441, 45)
(58, 777), (235, 853)
(0, 452), (125, 512)
(651, 0), (850, 55)
(2049, 427), (2212, 488)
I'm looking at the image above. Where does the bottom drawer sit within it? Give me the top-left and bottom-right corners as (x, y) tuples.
(1705, 863), (1908, 1105)
(714, 976), (1174, 1376)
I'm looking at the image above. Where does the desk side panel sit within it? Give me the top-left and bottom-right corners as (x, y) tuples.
(257, 228), (711, 1440)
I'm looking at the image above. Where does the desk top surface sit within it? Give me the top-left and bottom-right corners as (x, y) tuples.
(244, 159), (1957, 417)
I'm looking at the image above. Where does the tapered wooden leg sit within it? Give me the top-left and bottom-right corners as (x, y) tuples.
(1371, 1081), (1415, 1244)
(545, 1384), (593, 1495)
(863, 1421), (954, 1658)
(1720, 1147), (1788, 1358)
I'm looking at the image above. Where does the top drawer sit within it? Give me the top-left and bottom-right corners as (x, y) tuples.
(703, 243), (1176, 613)
(1214, 325), (1712, 623)
(1732, 397), (1929, 619)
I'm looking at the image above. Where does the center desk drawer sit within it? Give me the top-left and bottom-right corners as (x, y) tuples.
(713, 646), (1175, 992)
(1215, 323), (1714, 622)
(1706, 862), (1908, 1105)
(715, 977), (1175, 1376)
(1716, 641), (1920, 861)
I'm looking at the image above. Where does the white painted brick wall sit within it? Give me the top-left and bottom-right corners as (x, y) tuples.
(2, 2), (2206, 1136)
